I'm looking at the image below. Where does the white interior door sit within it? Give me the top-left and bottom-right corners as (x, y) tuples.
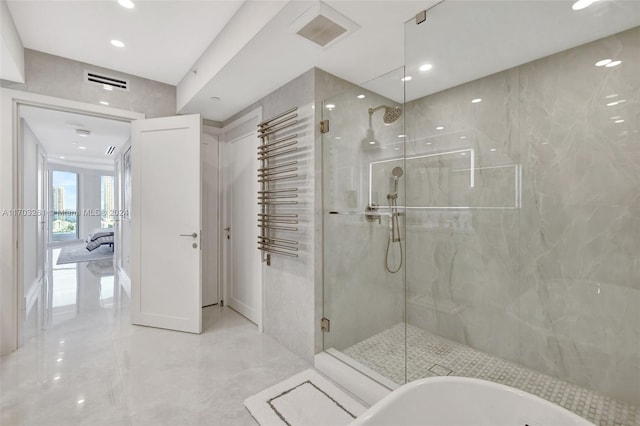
(227, 133), (262, 325)
(131, 114), (202, 334)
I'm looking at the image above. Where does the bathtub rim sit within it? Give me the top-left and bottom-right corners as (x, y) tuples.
(350, 376), (596, 426)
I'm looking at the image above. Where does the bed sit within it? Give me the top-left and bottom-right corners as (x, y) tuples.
(86, 228), (115, 252)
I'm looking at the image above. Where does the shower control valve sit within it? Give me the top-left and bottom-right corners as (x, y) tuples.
(365, 203), (381, 224)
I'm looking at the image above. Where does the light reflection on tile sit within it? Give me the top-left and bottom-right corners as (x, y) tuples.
(1, 252), (310, 426)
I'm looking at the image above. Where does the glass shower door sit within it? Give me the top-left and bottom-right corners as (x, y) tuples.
(321, 67), (407, 387)
(404, 2), (640, 424)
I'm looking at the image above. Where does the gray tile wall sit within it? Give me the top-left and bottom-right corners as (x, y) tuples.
(405, 27), (640, 405)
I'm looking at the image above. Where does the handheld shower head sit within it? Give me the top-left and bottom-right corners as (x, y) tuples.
(389, 166), (404, 197)
(392, 166), (404, 178)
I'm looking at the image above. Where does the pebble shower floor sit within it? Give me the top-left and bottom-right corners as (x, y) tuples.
(342, 324), (638, 426)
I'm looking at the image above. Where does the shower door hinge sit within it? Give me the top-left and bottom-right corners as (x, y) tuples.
(321, 317), (330, 332)
(416, 10), (426, 25)
(320, 120), (329, 134)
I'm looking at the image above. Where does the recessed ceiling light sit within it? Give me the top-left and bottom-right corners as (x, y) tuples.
(471, 98), (482, 103)
(614, 119), (625, 123)
(605, 60), (622, 68)
(103, 84), (113, 91)
(325, 104), (335, 110)
(118, 0), (135, 8)
(490, 148), (497, 152)
(572, 0), (599, 11)
(76, 129), (90, 137)
(99, 101), (109, 106)
(398, 134), (406, 138)
(78, 146), (87, 150)
(110, 39), (125, 48)
(77, 399), (85, 405)
(357, 94), (365, 99)
(436, 126), (444, 130)
(401, 76), (412, 82)
(419, 63), (433, 72)
(595, 59), (612, 67)
(368, 141), (376, 145)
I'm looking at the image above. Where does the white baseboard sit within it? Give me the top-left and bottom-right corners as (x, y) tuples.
(117, 267), (131, 298)
(314, 350), (391, 406)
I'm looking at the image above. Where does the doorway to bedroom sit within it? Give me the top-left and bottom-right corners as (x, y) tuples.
(18, 104), (130, 341)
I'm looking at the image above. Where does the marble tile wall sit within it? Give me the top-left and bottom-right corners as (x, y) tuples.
(404, 27), (640, 405)
(256, 69), (316, 363)
(0, 49), (176, 118)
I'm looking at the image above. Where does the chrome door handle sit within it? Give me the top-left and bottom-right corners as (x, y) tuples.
(179, 233), (198, 238)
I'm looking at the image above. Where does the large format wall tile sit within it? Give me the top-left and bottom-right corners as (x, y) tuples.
(405, 26), (640, 406)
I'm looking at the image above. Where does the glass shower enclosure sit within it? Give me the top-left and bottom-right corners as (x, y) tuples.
(322, 2), (639, 425)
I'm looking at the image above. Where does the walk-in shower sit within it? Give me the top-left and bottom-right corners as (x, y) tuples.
(321, 2), (639, 425)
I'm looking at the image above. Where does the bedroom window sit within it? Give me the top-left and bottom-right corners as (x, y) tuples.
(51, 171), (79, 242)
(101, 176), (115, 228)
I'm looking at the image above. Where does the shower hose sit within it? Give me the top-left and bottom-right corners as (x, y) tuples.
(385, 199), (403, 273)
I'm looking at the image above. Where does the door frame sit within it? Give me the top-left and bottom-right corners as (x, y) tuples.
(0, 88), (144, 355)
(219, 107), (263, 331)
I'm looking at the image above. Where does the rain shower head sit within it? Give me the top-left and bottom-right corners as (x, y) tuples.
(369, 105), (402, 124)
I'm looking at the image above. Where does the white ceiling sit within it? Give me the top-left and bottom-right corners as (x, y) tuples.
(5, 0), (640, 123)
(178, 1), (432, 121)
(20, 106), (130, 171)
(6, 0), (244, 85)
(402, 0), (640, 102)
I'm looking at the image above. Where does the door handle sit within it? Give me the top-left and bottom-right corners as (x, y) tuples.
(179, 233), (198, 238)
(223, 227), (230, 231)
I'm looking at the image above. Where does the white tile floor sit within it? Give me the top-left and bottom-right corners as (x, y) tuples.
(342, 323), (639, 426)
(1, 251), (310, 426)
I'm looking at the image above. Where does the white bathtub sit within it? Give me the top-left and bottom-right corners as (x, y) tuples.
(350, 377), (595, 426)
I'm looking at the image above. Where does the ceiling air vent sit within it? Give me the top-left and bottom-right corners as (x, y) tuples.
(289, 2), (360, 49)
(105, 146), (116, 156)
(297, 15), (347, 47)
(85, 70), (129, 91)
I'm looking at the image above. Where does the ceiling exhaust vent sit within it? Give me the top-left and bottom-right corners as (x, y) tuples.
(85, 70), (129, 91)
(105, 146), (117, 156)
(297, 15), (347, 47)
(289, 2), (360, 49)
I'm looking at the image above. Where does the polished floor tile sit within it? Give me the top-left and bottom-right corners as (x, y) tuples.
(1, 253), (310, 426)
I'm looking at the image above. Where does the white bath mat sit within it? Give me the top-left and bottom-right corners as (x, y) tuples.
(244, 369), (367, 426)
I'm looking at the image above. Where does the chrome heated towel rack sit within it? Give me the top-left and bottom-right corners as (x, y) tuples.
(257, 107), (299, 265)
